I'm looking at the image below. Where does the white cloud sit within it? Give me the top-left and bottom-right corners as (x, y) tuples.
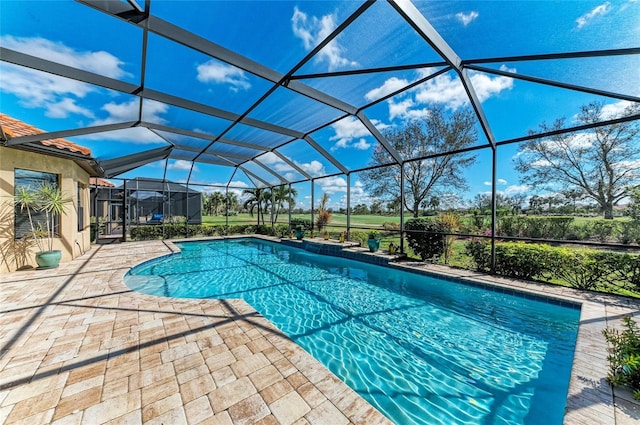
(44, 98), (94, 119)
(79, 127), (165, 144)
(504, 184), (529, 195)
(167, 160), (195, 171)
(377, 65), (515, 119)
(388, 98), (431, 121)
(1, 35), (129, 79)
(0, 63), (96, 118)
(257, 152), (297, 175)
(352, 138), (371, 150)
(80, 98), (169, 143)
(296, 160), (326, 177)
(97, 98), (168, 125)
(329, 116), (383, 151)
(313, 177), (374, 208)
(576, 2), (611, 29)
(0, 36), (151, 125)
(414, 65), (515, 110)
(196, 60), (251, 91)
(456, 11), (479, 26)
(483, 179), (509, 188)
(530, 158), (553, 167)
(469, 65), (515, 101)
(292, 6), (358, 71)
(414, 73), (467, 109)
(538, 132), (594, 153)
(315, 176), (348, 195)
(228, 180), (250, 189)
(601, 100), (634, 119)
(364, 77), (410, 102)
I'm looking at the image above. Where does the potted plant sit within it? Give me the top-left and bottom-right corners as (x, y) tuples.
(339, 231), (345, 243)
(367, 230), (381, 252)
(14, 182), (73, 269)
(294, 225), (305, 240)
(323, 230), (330, 240)
(388, 242), (397, 255)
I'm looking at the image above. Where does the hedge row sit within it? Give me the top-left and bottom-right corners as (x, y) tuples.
(496, 216), (640, 244)
(465, 239), (640, 292)
(129, 223), (297, 241)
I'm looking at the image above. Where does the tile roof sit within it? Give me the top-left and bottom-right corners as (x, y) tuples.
(90, 177), (115, 187)
(0, 113), (92, 156)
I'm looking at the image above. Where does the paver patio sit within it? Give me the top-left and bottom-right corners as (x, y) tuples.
(0, 238), (639, 424)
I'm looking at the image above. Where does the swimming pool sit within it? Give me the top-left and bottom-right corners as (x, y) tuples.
(125, 238), (580, 425)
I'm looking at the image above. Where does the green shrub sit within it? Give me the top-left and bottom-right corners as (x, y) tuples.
(497, 216), (574, 239)
(525, 217), (547, 239)
(592, 220), (619, 242)
(274, 224), (290, 238)
(349, 230), (368, 246)
(497, 216), (524, 237)
(494, 242), (556, 281)
(608, 253), (640, 292)
(405, 218), (449, 262)
(618, 221), (640, 245)
(254, 225), (271, 235)
(227, 225), (254, 235)
(382, 222), (400, 230)
(464, 238), (491, 272)
(603, 317), (640, 400)
(368, 230), (380, 239)
(552, 249), (611, 291)
(290, 218), (312, 231)
(546, 217), (575, 239)
(565, 222), (593, 241)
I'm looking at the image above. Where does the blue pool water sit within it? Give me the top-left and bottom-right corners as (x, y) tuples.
(125, 238), (580, 425)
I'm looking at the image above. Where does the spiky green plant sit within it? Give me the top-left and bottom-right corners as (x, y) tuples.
(14, 183), (73, 252)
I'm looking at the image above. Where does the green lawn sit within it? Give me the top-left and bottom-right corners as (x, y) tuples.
(202, 213), (400, 229)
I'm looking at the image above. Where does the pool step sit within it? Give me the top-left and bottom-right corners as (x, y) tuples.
(280, 238), (406, 266)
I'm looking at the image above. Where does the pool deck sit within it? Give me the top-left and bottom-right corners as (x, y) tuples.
(0, 236), (639, 424)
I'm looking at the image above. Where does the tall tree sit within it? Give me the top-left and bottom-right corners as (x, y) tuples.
(515, 101), (640, 219)
(225, 191), (239, 214)
(271, 185), (297, 223)
(361, 106), (477, 217)
(242, 188), (269, 225)
(560, 189), (585, 214)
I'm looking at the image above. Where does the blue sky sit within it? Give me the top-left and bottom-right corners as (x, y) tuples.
(1, 0), (638, 210)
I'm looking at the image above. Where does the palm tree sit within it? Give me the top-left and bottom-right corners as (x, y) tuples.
(242, 188), (269, 225)
(271, 185), (297, 223)
(212, 192), (226, 215)
(225, 192), (239, 214)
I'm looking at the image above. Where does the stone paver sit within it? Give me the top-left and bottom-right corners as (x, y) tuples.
(0, 237), (638, 425)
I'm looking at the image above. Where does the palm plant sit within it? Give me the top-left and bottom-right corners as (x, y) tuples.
(271, 185), (297, 223)
(242, 188), (269, 225)
(14, 182), (73, 253)
(225, 192), (239, 213)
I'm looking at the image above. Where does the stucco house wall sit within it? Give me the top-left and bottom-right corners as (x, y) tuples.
(0, 146), (91, 273)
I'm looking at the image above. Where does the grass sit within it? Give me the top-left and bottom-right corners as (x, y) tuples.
(203, 212), (631, 227)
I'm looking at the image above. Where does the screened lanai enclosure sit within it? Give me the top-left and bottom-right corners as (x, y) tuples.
(91, 177), (202, 239)
(1, 1), (639, 255)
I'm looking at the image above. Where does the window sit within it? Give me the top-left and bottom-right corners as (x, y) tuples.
(77, 182), (85, 231)
(14, 168), (59, 239)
